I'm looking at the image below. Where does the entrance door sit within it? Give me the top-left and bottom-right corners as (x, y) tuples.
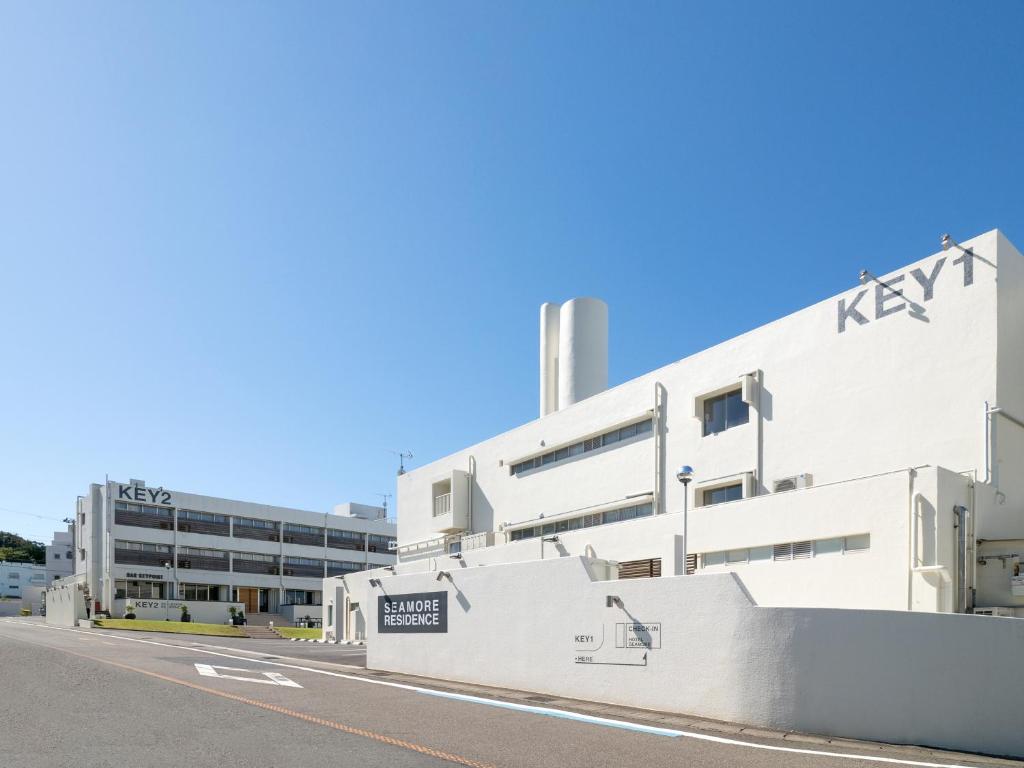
(258, 589), (269, 613)
(237, 588), (259, 614)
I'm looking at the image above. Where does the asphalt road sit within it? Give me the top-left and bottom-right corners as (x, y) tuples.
(0, 618), (1016, 768)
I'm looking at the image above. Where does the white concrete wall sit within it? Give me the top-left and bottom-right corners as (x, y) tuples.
(112, 598), (245, 624)
(44, 582), (87, 627)
(366, 556), (1024, 758)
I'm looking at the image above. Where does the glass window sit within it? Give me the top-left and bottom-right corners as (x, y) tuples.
(815, 537), (844, 556)
(727, 549), (748, 564)
(619, 423), (637, 440)
(703, 390), (749, 436)
(845, 534), (870, 552)
(702, 483), (743, 506)
(749, 546), (773, 562)
(703, 551), (727, 567)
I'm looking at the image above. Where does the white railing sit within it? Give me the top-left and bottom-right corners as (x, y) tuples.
(433, 492), (452, 517)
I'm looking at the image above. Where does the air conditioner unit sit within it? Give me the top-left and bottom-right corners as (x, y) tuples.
(269, 566), (279, 575)
(773, 473), (813, 493)
(974, 607), (1016, 617)
(179, 560), (191, 569)
(284, 569), (294, 577)
(387, 541), (398, 552)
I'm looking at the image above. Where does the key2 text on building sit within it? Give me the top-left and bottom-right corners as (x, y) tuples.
(378, 591), (448, 633)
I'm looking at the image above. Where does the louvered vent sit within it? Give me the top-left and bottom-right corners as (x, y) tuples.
(792, 541), (812, 559)
(685, 553), (697, 575)
(618, 558), (662, 579)
(773, 543), (792, 561)
(773, 474), (813, 493)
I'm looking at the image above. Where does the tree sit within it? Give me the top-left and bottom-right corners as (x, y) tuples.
(0, 531), (47, 564)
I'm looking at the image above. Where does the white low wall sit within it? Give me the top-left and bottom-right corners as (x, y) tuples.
(366, 556), (1024, 758)
(112, 599), (244, 624)
(279, 604), (322, 623)
(44, 583), (87, 627)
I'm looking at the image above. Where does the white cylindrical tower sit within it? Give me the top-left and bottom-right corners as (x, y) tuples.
(539, 303), (561, 417)
(557, 298), (608, 410)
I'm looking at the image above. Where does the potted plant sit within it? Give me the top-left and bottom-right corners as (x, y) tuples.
(124, 602), (136, 620)
(235, 610), (246, 626)
(180, 603), (191, 623)
(228, 605), (237, 625)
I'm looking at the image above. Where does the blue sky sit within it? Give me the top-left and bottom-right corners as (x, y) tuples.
(1, 2), (1022, 542)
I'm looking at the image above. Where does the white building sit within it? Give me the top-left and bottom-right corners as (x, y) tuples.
(372, 229), (1024, 616)
(1, 561), (46, 599)
(75, 478), (396, 623)
(45, 527), (74, 584)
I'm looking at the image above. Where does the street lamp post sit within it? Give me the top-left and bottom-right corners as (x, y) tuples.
(164, 562), (171, 621)
(676, 466), (694, 575)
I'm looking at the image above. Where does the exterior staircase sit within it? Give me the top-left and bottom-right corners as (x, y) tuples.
(241, 611), (285, 639)
(244, 624), (282, 639)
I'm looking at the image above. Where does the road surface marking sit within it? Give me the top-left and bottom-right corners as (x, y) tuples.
(0, 620), (995, 768)
(0, 630), (492, 768)
(195, 663), (302, 687)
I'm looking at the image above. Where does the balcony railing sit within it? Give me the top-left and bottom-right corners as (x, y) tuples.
(433, 492), (452, 517)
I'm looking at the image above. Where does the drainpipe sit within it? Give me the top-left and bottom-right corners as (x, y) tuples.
(906, 468), (917, 611)
(467, 455), (476, 536)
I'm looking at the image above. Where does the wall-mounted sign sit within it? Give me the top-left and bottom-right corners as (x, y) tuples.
(378, 591), (448, 633)
(124, 572), (165, 580)
(116, 484), (172, 505)
(837, 253), (975, 334)
(616, 622), (661, 649)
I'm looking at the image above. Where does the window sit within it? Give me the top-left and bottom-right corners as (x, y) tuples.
(845, 534), (870, 552)
(702, 534), (870, 569)
(115, 580), (165, 599)
(234, 517), (276, 530)
(815, 537), (844, 556)
(66, 551), (73, 559)
(509, 502), (654, 541)
(702, 390), (749, 436)
(53, 553), (60, 560)
(283, 589), (320, 606)
(180, 583), (221, 601)
(8, 573), (19, 580)
(701, 483), (743, 506)
(511, 419), (654, 476)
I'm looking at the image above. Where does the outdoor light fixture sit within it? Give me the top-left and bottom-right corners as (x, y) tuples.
(541, 535), (559, 543)
(450, 552), (463, 560)
(368, 578), (381, 587)
(384, 565), (395, 572)
(606, 595), (621, 608)
(676, 466), (694, 575)
(436, 570), (451, 582)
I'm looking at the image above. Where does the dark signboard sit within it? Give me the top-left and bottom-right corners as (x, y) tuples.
(378, 591), (448, 634)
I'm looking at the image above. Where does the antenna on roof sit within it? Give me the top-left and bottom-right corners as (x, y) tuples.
(377, 493), (392, 520)
(389, 450), (413, 476)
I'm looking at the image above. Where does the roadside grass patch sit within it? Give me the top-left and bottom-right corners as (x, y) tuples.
(94, 619), (246, 637)
(275, 627), (322, 640)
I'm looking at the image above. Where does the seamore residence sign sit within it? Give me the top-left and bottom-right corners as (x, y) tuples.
(378, 591), (448, 633)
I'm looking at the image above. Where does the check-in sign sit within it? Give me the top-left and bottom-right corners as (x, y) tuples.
(378, 591), (448, 634)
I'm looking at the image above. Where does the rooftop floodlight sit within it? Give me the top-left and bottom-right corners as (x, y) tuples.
(541, 535), (559, 543)
(859, 269), (870, 285)
(941, 233), (953, 251)
(368, 578), (381, 587)
(435, 570), (450, 582)
(449, 552), (463, 560)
